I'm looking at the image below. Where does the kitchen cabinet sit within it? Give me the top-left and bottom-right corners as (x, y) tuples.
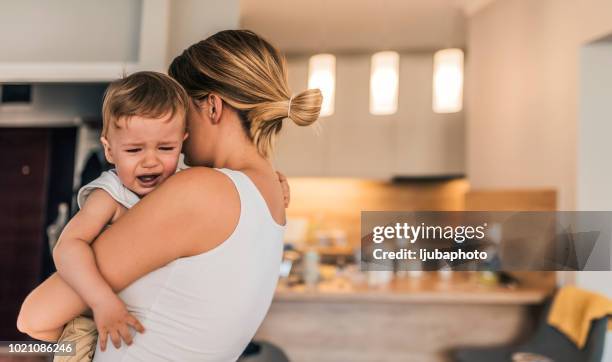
(273, 121), (330, 177)
(0, 0), (168, 82)
(273, 57), (330, 177)
(326, 57), (395, 179)
(274, 56), (394, 178)
(393, 55), (465, 176)
(0, 127), (76, 340)
(274, 53), (464, 179)
(0, 0), (241, 83)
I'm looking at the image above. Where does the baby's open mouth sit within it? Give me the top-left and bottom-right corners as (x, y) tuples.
(137, 173), (161, 186)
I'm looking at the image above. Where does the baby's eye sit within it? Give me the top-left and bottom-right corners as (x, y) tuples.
(125, 148), (141, 153)
(159, 146), (175, 151)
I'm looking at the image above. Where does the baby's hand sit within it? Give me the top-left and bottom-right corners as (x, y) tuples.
(93, 295), (144, 351)
(277, 171), (290, 208)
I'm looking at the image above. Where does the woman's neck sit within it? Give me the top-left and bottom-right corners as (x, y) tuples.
(209, 112), (273, 173)
(212, 134), (269, 172)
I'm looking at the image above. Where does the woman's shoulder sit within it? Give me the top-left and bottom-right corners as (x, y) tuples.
(154, 167), (239, 215)
(164, 167), (235, 195)
(173, 166), (227, 183)
(144, 167), (240, 255)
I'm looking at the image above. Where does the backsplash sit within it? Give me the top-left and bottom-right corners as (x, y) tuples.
(285, 177), (469, 247)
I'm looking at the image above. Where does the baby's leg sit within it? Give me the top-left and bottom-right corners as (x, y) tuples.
(17, 273), (88, 342)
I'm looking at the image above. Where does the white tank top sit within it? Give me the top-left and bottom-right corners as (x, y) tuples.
(92, 168), (285, 362)
(77, 169), (140, 210)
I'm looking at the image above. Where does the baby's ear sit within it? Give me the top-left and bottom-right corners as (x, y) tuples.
(183, 132), (189, 141)
(100, 137), (115, 164)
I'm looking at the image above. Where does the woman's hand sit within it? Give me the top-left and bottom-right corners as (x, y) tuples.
(93, 295), (144, 351)
(277, 171), (290, 208)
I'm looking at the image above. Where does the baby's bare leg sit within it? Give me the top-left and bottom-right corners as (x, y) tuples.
(17, 273), (88, 342)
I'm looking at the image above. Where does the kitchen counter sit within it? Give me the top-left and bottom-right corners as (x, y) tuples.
(256, 272), (552, 362)
(274, 272), (550, 305)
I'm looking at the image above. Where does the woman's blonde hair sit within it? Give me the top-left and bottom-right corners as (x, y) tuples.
(169, 29), (322, 158)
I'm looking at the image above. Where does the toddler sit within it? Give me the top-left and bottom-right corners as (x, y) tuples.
(52, 71), (190, 361)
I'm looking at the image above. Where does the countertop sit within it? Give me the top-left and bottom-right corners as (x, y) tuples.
(274, 271), (552, 305)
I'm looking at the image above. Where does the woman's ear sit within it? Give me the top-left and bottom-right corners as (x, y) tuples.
(207, 94), (224, 124)
(100, 137), (115, 164)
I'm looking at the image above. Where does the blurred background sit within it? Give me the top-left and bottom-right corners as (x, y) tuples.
(1, 0), (611, 361)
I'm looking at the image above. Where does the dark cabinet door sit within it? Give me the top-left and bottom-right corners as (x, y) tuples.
(0, 128), (50, 340)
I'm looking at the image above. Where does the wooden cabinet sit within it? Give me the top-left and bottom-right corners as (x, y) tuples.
(0, 127), (76, 340)
(0, 128), (50, 340)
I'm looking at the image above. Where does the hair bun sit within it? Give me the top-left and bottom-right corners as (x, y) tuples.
(169, 29), (322, 158)
(288, 88), (322, 126)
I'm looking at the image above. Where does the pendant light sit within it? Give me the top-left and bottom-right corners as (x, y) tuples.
(308, 54), (336, 117)
(432, 48), (464, 114)
(370, 51), (399, 115)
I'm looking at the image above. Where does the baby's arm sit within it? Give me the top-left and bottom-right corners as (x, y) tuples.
(53, 189), (119, 308)
(53, 189), (120, 311)
(53, 189), (143, 349)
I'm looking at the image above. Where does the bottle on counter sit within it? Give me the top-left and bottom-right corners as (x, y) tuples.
(303, 249), (320, 288)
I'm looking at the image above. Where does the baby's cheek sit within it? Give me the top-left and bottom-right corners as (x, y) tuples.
(115, 159), (134, 175)
(115, 167), (135, 185)
(162, 156), (180, 174)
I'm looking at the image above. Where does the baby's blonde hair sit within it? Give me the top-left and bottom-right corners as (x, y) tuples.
(168, 30), (322, 158)
(102, 71), (190, 137)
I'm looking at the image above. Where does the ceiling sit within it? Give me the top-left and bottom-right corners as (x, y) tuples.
(239, 0), (492, 54)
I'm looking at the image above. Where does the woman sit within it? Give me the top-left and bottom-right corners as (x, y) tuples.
(17, 30), (322, 361)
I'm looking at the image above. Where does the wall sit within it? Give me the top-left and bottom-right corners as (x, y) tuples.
(274, 53), (465, 177)
(467, 0), (612, 210)
(0, 0), (142, 62)
(578, 40), (612, 212)
(577, 38), (612, 362)
(286, 178), (469, 247)
(468, 1), (612, 358)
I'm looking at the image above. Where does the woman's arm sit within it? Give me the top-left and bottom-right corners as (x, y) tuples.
(92, 167), (238, 289)
(17, 168), (238, 340)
